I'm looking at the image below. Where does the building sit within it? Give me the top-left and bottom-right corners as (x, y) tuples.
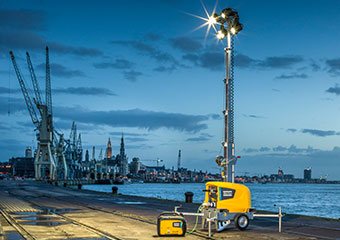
(106, 138), (112, 159)
(9, 157), (34, 178)
(129, 157), (141, 175)
(115, 134), (128, 176)
(304, 167), (312, 181)
(0, 162), (13, 177)
(25, 147), (32, 158)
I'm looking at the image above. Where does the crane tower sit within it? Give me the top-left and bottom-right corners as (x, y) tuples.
(10, 47), (67, 180)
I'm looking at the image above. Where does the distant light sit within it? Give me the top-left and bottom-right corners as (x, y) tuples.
(221, 13), (226, 19)
(216, 30), (225, 40)
(230, 27), (236, 35)
(208, 15), (217, 25)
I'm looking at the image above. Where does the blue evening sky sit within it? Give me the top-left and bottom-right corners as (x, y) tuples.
(1, 0), (340, 180)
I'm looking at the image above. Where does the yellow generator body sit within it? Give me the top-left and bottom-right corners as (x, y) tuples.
(204, 181), (251, 213)
(157, 212), (187, 236)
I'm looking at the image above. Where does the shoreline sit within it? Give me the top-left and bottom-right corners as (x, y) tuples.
(79, 183), (340, 221)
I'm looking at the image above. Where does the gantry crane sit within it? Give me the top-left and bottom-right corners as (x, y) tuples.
(10, 47), (68, 180)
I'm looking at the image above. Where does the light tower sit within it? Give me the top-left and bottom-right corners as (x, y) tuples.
(210, 8), (243, 182)
(177, 150), (181, 171)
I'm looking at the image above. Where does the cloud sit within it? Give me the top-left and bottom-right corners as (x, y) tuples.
(233, 54), (304, 69)
(243, 114), (265, 119)
(259, 147), (271, 152)
(126, 144), (153, 150)
(325, 58), (340, 75)
(48, 42), (102, 57)
(0, 87), (21, 95)
(0, 122), (11, 132)
(123, 70), (143, 82)
(287, 128), (340, 137)
(37, 63), (85, 78)
(287, 128), (297, 133)
(110, 132), (148, 137)
(273, 145), (288, 152)
(53, 87), (116, 96)
(182, 51), (223, 71)
(258, 56), (304, 69)
(0, 139), (27, 158)
(153, 65), (177, 73)
(144, 33), (162, 41)
(326, 84), (340, 96)
(275, 73), (308, 80)
(0, 87), (115, 97)
(93, 59), (134, 69)
(0, 96), (26, 115)
(170, 37), (202, 53)
(243, 145), (318, 155)
(53, 120), (101, 132)
(186, 133), (213, 142)
(243, 148), (259, 153)
(0, 9), (45, 31)
(234, 54), (256, 68)
(310, 60), (321, 71)
(209, 114), (221, 120)
(301, 129), (340, 137)
(184, 52), (304, 71)
(237, 147), (339, 180)
(0, 31), (102, 57)
(54, 107), (213, 132)
(124, 137), (148, 142)
(111, 40), (179, 66)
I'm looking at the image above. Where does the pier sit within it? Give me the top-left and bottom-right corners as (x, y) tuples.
(0, 180), (339, 239)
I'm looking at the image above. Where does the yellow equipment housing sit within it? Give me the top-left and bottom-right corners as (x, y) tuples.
(157, 212), (186, 236)
(204, 181), (251, 213)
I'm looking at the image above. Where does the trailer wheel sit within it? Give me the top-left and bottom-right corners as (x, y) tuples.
(235, 214), (249, 231)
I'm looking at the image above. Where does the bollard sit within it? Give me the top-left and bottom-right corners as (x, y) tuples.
(112, 186), (118, 194)
(78, 183), (82, 190)
(185, 192), (194, 203)
(63, 182), (67, 187)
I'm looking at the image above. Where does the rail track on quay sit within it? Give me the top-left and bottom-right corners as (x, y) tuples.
(1, 181), (339, 239)
(0, 182), (208, 239)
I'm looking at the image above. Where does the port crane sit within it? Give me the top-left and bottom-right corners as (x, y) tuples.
(10, 47), (80, 180)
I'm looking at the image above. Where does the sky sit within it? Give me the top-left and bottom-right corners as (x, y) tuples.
(0, 0), (340, 180)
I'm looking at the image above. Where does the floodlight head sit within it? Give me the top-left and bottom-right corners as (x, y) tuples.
(221, 8), (234, 18)
(208, 15), (217, 25)
(215, 155), (225, 166)
(231, 22), (243, 35)
(216, 30), (225, 40)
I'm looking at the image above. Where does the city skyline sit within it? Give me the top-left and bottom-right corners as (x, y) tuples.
(1, 0), (340, 180)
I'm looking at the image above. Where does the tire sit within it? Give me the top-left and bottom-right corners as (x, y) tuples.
(235, 214), (249, 231)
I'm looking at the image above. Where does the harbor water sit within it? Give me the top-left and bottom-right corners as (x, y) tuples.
(83, 183), (340, 219)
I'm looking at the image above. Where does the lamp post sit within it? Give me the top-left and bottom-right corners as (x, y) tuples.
(212, 8), (243, 182)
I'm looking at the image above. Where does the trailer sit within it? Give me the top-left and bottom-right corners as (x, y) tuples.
(157, 181), (283, 238)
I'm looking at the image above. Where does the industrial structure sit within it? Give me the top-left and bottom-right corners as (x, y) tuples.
(10, 47), (83, 181)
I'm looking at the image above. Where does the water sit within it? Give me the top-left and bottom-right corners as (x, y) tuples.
(83, 183), (340, 219)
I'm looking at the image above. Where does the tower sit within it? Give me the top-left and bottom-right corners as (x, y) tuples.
(177, 150), (181, 171)
(304, 167), (312, 181)
(119, 134), (128, 176)
(25, 146), (33, 158)
(92, 146), (95, 161)
(106, 138), (112, 159)
(85, 150), (89, 162)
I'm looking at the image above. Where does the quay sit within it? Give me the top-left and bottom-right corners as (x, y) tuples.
(0, 180), (339, 240)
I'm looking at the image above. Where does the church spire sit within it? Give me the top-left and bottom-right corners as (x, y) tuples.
(106, 137), (112, 159)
